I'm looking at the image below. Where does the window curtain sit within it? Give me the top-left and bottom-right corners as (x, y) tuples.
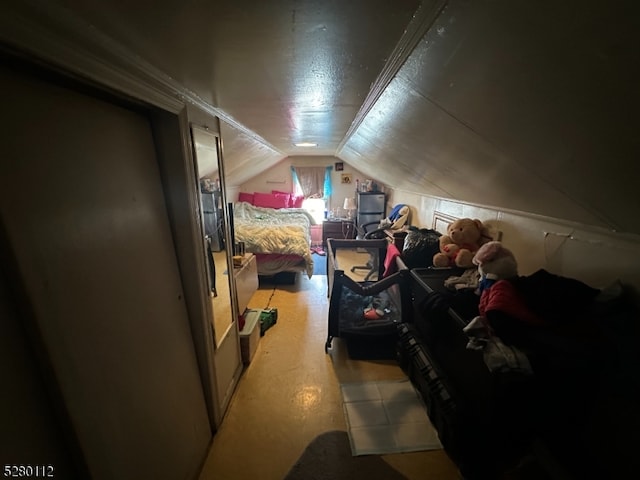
(291, 166), (332, 199)
(323, 166), (332, 199)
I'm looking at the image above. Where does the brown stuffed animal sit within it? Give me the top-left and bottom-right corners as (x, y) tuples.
(433, 218), (490, 268)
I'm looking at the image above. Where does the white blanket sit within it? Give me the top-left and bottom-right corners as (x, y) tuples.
(233, 202), (316, 277)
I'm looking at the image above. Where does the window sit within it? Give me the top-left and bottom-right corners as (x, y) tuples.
(302, 197), (326, 224)
(292, 165), (333, 224)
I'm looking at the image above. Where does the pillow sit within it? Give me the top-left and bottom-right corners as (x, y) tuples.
(271, 190), (293, 207)
(273, 193), (291, 208)
(271, 190), (305, 208)
(253, 192), (289, 209)
(290, 194), (304, 208)
(238, 192), (254, 204)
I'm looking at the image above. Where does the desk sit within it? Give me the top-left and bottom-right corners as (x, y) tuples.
(322, 219), (355, 246)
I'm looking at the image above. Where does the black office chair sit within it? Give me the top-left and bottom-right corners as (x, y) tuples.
(351, 204), (411, 281)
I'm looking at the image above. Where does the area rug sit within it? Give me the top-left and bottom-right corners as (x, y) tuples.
(312, 252), (327, 275)
(341, 379), (442, 456)
(283, 430), (407, 480)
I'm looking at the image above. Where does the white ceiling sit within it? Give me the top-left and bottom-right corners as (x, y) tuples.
(2, 0), (639, 234)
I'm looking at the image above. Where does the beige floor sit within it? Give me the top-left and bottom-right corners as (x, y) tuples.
(198, 260), (460, 480)
(211, 249), (233, 346)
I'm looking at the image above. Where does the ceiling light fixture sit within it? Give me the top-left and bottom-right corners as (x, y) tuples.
(294, 142), (318, 147)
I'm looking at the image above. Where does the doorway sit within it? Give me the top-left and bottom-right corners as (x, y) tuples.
(0, 60), (211, 479)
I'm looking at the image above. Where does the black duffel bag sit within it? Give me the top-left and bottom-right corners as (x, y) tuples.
(401, 227), (442, 269)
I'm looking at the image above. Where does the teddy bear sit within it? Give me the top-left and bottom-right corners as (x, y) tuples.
(433, 218), (490, 268)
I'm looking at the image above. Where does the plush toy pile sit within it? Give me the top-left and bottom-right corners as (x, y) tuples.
(472, 241), (544, 327)
(433, 218), (492, 268)
(463, 240), (534, 374)
(473, 240), (518, 289)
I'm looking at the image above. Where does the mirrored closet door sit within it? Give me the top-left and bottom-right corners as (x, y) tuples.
(191, 125), (236, 347)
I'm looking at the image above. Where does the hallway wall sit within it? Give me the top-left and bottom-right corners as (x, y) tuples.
(0, 62), (211, 479)
(389, 189), (640, 291)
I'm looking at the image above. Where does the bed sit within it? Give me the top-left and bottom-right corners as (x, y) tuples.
(232, 201), (316, 278)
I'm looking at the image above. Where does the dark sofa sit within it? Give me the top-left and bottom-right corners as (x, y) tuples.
(398, 267), (640, 479)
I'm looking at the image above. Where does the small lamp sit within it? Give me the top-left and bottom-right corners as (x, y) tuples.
(343, 197), (356, 220)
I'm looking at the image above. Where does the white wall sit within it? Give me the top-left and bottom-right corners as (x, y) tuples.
(389, 189), (640, 291)
(230, 156), (640, 292)
(236, 156), (386, 214)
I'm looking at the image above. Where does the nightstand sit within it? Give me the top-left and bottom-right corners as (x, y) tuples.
(322, 219), (355, 246)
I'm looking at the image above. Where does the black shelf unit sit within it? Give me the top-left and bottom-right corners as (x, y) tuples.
(201, 191), (224, 252)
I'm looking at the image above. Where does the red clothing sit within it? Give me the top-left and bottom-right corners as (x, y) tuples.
(383, 243), (402, 277)
(479, 279), (546, 326)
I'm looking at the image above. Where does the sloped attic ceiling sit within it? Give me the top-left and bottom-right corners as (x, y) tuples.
(1, 0), (639, 234)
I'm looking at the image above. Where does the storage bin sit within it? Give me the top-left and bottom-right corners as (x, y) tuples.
(239, 309), (261, 364)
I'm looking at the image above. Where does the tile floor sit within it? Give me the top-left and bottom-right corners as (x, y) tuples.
(341, 379), (442, 456)
(198, 271), (460, 480)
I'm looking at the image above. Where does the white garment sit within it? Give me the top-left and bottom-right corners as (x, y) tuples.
(463, 316), (533, 374)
